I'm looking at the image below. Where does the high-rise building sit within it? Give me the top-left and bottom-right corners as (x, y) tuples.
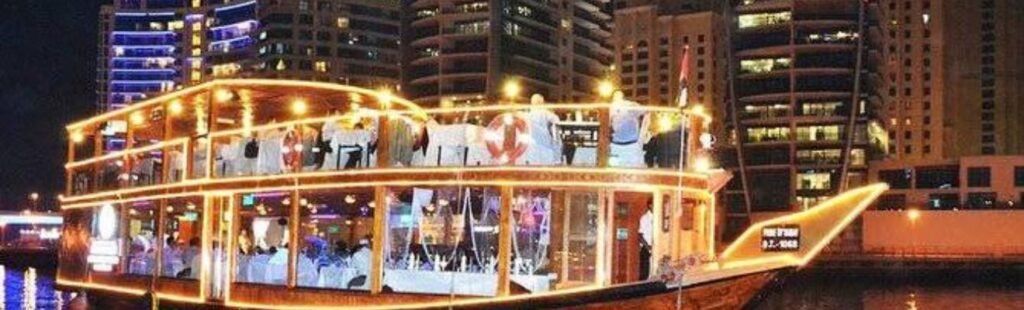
(611, 5), (727, 134)
(942, 0), (1024, 157)
(97, 0), (401, 111)
(720, 0), (883, 237)
(876, 0), (945, 161)
(876, 0), (1024, 161)
(253, 0), (401, 88)
(401, 0), (613, 107)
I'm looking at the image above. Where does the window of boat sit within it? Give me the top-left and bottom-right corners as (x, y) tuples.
(87, 203), (123, 274)
(511, 189), (599, 293)
(161, 196), (204, 280)
(383, 186), (501, 296)
(97, 115), (130, 192)
(234, 191), (292, 286)
(295, 188), (375, 290)
(68, 124), (100, 195)
(125, 200), (159, 276)
(165, 96), (201, 182)
(125, 105), (168, 188)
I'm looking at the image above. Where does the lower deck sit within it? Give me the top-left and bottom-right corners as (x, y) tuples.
(58, 181), (717, 309)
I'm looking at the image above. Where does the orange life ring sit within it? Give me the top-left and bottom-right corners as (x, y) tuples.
(486, 112), (530, 163)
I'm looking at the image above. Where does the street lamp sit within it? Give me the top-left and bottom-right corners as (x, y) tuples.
(29, 192), (39, 212)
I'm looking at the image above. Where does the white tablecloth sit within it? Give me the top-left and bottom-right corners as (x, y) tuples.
(383, 269), (498, 296)
(315, 266), (360, 289)
(238, 256), (286, 284)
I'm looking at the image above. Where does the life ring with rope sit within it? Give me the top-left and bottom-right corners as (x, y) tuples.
(485, 112), (530, 163)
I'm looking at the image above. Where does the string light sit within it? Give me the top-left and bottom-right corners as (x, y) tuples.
(291, 99), (308, 115)
(597, 80), (615, 98)
(168, 99), (184, 116)
(70, 131), (85, 144)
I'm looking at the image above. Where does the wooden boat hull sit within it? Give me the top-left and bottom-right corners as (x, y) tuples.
(68, 268), (784, 310)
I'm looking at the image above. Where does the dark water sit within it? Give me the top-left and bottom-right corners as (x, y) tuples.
(0, 267), (71, 310)
(750, 269), (1024, 310)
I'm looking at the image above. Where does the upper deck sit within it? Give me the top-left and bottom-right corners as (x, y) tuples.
(63, 79), (712, 207)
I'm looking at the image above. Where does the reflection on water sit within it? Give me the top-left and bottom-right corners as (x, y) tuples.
(0, 266), (70, 310)
(751, 269), (1024, 310)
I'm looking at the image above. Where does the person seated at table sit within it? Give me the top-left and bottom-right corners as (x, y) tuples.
(349, 236), (372, 289)
(180, 237), (201, 278)
(162, 237), (183, 277)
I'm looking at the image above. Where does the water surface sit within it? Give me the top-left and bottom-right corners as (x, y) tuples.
(751, 269), (1024, 309)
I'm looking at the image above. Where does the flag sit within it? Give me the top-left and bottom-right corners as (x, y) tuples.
(677, 45), (691, 107)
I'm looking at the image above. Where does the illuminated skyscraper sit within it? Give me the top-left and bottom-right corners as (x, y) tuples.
(401, 0), (613, 107)
(97, 0), (401, 111)
(720, 0), (884, 238)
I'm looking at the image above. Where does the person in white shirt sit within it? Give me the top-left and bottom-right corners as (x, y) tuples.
(351, 237), (372, 276)
(349, 237), (373, 290)
(522, 94), (562, 165)
(638, 203), (654, 280)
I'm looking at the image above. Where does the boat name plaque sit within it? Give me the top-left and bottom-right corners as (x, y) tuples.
(760, 224), (800, 252)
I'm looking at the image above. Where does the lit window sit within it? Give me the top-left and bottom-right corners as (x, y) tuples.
(336, 17), (349, 29)
(314, 61), (328, 72)
(922, 13), (930, 25)
(796, 149), (842, 164)
(738, 12), (792, 28)
(212, 63), (241, 77)
(746, 127), (790, 142)
(191, 70), (201, 81)
(191, 22), (202, 31)
(739, 58), (791, 74)
(801, 101), (842, 116)
(168, 21), (184, 30)
(850, 149), (866, 166)
(797, 172), (832, 190)
(796, 125), (842, 141)
(191, 48), (202, 56)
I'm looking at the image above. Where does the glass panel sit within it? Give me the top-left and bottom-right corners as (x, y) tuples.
(234, 191), (292, 285)
(162, 196), (204, 279)
(383, 186), (501, 296)
(128, 106), (166, 149)
(548, 191), (599, 289)
(192, 137), (210, 179)
(165, 141), (188, 183)
(510, 189), (552, 291)
(97, 157), (128, 191)
(69, 165), (96, 196)
(296, 188), (375, 290)
(128, 146), (165, 187)
(126, 200), (159, 276)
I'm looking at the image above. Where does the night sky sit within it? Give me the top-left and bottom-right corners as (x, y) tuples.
(0, 0), (104, 210)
